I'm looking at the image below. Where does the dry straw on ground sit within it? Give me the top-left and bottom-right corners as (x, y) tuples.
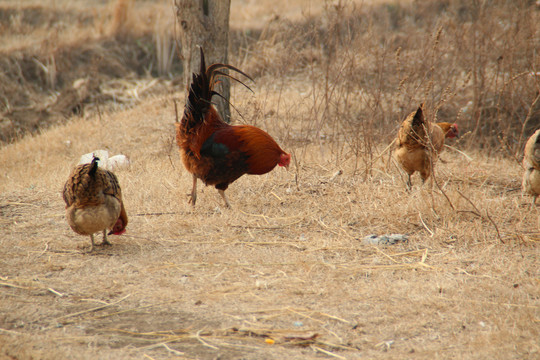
(1, 0), (539, 359)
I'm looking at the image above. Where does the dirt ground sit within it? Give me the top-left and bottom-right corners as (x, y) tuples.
(1, 1), (539, 359)
(1, 83), (539, 359)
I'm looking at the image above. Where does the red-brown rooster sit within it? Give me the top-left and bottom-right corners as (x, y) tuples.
(176, 48), (291, 207)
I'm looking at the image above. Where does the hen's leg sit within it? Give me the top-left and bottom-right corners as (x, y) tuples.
(530, 195), (538, 210)
(101, 229), (111, 246)
(89, 234), (95, 252)
(218, 190), (231, 208)
(406, 175), (412, 190)
(188, 174), (197, 205)
(420, 168), (431, 188)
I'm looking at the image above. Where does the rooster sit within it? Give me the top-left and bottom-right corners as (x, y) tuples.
(522, 128), (540, 208)
(176, 48), (291, 207)
(63, 156), (128, 251)
(394, 104), (459, 188)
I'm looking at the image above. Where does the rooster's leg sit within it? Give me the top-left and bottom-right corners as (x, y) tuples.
(218, 190), (231, 208)
(101, 229), (111, 246)
(188, 174), (197, 205)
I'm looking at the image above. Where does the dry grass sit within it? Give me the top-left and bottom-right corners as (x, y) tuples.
(1, 78), (539, 359)
(1, 0), (540, 359)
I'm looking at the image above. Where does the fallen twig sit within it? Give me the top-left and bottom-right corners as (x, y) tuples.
(56, 294), (131, 321)
(47, 288), (64, 297)
(311, 345), (347, 359)
(0, 328), (25, 335)
(418, 212), (435, 237)
(485, 210), (505, 244)
(132, 212), (178, 216)
(456, 190), (505, 244)
(0, 282), (32, 290)
(438, 296), (538, 309)
(444, 144), (473, 161)
(196, 329), (219, 350)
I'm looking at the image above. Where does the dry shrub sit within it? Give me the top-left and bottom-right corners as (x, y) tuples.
(0, 90), (538, 359)
(231, 0), (540, 162)
(2, 0), (538, 155)
(0, 0), (182, 143)
(109, 0), (133, 39)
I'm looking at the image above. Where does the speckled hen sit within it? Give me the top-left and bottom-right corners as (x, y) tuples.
(63, 156), (128, 251)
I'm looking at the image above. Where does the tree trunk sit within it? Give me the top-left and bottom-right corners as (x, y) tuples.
(175, 0), (231, 122)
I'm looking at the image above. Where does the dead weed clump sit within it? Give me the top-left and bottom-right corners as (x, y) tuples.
(1, 76), (539, 357)
(0, 0), (180, 144)
(232, 0), (540, 158)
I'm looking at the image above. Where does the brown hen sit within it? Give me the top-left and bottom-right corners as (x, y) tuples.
(395, 104), (459, 188)
(522, 128), (540, 208)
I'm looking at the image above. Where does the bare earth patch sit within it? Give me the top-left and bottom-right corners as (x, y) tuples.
(0, 90), (538, 359)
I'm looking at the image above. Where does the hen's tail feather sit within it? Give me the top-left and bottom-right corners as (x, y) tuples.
(89, 156), (100, 177)
(411, 104), (425, 128)
(531, 130), (540, 169)
(408, 104), (427, 143)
